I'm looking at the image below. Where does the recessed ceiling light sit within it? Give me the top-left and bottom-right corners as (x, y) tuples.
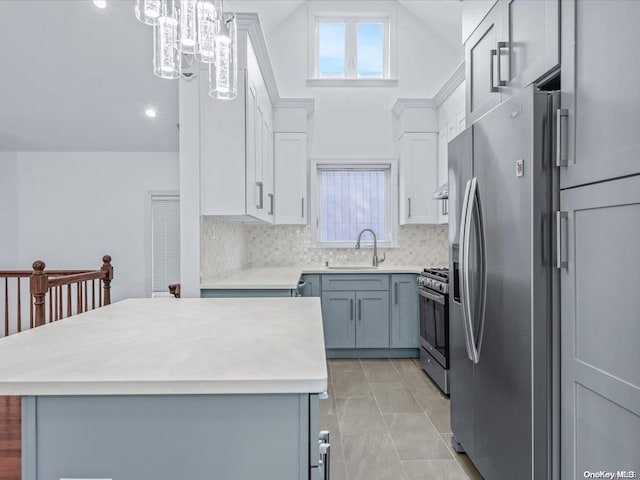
(145, 108), (157, 118)
(93, 0), (107, 9)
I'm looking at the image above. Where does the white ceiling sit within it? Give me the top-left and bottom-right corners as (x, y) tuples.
(0, 0), (462, 152)
(0, 0), (179, 152)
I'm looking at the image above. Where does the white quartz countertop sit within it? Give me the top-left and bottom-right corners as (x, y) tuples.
(0, 298), (327, 396)
(201, 265), (424, 290)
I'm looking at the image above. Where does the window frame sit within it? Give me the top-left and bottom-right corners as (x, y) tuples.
(310, 158), (398, 248)
(308, 5), (397, 85)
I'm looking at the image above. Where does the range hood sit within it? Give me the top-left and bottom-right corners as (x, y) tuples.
(432, 182), (448, 200)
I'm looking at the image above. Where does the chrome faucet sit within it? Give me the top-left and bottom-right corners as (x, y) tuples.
(355, 229), (386, 267)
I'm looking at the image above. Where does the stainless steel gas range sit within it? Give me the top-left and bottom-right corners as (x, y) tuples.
(418, 267), (449, 394)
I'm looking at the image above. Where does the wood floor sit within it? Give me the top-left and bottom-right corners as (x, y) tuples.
(0, 396), (20, 480)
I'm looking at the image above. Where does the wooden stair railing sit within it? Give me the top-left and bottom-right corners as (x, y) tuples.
(0, 255), (114, 337)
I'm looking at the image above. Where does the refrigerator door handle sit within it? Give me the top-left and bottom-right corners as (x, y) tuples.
(472, 178), (488, 364)
(459, 179), (475, 363)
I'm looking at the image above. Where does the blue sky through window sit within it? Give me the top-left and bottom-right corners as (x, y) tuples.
(357, 23), (384, 77)
(318, 23), (345, 77)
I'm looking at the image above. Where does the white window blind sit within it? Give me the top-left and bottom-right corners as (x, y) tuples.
(151, 195), (180, 294)
(320, 169), (387, 242)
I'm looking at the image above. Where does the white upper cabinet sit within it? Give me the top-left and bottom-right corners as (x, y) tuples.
(560, 0), (640, 188)
(465, 0), (559, 125)
(399, 132), (439, 225)
(200, 34), (275, 224)
(274, 133), (308, 225)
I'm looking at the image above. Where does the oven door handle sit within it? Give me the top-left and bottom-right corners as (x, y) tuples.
(459, 178), (475, 363)
(418, 288), (445, 305)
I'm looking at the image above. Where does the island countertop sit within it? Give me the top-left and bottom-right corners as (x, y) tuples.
(0, 298), (327, 396)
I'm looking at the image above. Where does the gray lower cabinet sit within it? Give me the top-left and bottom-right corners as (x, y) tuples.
(320, 274), (417, 356)
(390, 274), (419, 348)
(560, 0), (640, 188)
(354, 291), (390, 348)
(321, 291), (356, 349)
(22, 393), (322, 480)
(560, 175), (640, 479)
(300, 274), (321, 297)
(321, 290), (390, 350)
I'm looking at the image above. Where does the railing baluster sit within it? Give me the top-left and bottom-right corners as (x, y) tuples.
(4, 278), (8, 337)
(58, 286), (62, 320)
(92, 279), (96, 310)
(17, 279), (22, 333)
(67, 284), (72, 318)
(48, 287), (53, 324)
(76, 282), (81, 315)
(84, 280), (88, 313)
(54, 287), (58, 321)
(99, 280), (103, 307)
(30, 293), (34, 329)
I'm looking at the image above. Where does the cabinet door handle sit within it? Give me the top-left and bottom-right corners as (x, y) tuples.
(319, 431), (331, 480)
(256, 182), (264, 209)
(350, 299), (354, 320)
(408, 198), (412, 218)
(301, 197), (305, 218)
(394, 283), (398, 304)
(490, 49), (499, 93)
(268, 193), (274, 216)
(358, 299), (362, 320)
(497, 41), (508, 86)
(556, 211), (568, 269)
(556, 109), (569, 167)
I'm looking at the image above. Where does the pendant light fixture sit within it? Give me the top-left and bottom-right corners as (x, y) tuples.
(135, 0), (237, 100)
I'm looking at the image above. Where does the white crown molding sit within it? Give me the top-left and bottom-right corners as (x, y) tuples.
(433, 62), (465, 107)
(391, 98), (437, 116)
(276, 98), (315, 116)
(391, 62), (465, 116)
(236, 13), (280, 106)
(236, 13), (314, 116)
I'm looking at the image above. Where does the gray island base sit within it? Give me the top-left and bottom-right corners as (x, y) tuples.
(23, 393), (320, 480)
(0, 298), (328, 480)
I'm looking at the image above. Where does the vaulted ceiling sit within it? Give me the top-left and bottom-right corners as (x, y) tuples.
(0, 0), (462, 152)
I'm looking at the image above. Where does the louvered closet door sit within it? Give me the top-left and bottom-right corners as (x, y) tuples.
(151, 195), (181, 295)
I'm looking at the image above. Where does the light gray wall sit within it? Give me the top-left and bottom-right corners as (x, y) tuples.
(0, 152), (19, 267)
(9, 152), (179, 301)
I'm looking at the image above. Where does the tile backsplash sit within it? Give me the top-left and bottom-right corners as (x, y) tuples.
(201, 217), (448, 281)
(200, 217), (249, 281)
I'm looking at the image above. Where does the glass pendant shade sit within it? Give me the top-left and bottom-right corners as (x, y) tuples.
(178, 0), (198, 54)
(209, 13), (237, 99)
(154, 16), (181, 79)
(135, 0), (162, 25)
(196, 2), (217, 63)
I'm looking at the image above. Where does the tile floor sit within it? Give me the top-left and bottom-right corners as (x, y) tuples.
(320, 358), (484, 480)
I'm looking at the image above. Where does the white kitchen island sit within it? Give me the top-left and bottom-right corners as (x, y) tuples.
(0, 298), (328, 480)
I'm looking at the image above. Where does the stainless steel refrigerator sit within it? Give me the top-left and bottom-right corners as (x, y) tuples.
(448, 85), (559, 480)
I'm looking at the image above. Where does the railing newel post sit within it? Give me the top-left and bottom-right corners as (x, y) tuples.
(30, 261), (48, 328)
(101, 255), (113, 305)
